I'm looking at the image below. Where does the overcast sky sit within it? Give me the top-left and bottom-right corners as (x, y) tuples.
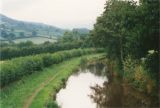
(1, 0), (106, 29)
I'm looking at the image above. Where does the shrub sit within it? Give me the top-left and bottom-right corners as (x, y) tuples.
(42, 54), (55, 67)
(123, 56), (137, 83)
(46, 101), (59, 108)
(0, 48), (102, 87)
(144, 50), (158, 77)
(123, 54), (158, 95)
(21, 56), (44, 74)
(80, 57), (88, 65)
(0, 42), (86, 60)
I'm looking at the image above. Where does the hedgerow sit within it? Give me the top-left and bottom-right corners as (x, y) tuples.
(0, 42), (86, 60)
(0, 48), (103, 87)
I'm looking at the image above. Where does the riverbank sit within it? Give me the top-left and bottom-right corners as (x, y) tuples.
(89, 58), (159, 108)
(0, 53), (104, 108)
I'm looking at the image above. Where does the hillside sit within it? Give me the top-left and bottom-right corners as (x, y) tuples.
(0, 14), (90, 44)
(0, 14), (65, 39)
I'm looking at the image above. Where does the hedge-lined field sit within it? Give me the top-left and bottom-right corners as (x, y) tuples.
(0, 42), (85, 60)
(0, 48), (104, 87)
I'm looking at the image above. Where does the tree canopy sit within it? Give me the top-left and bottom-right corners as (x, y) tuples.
(90, 0), (159, 61)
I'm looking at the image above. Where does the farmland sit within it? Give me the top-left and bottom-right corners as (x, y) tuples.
(13, 37), (57, 44)
(0, 25), (103, 108)
(0, 36), (57, 44)
(0, 19), (104, 107)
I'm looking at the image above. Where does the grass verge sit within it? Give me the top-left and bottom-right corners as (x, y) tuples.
(0, 53), (103, 108)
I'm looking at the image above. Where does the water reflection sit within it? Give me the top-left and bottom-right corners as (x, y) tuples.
(56, 68), (107, 108)
(90, 67), (159, 108)
(90, 79), (123, 108)
(56, 61), (158, 108)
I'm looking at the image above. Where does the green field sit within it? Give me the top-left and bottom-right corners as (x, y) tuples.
(13, 37), (57, 44)
(0, 53), (102, 108)
(0, 61), (5, 64)
(0, 37), (57, 44)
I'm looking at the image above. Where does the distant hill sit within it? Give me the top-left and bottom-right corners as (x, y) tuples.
(0, 14), (65, 39)
(0, 14), (90, 44)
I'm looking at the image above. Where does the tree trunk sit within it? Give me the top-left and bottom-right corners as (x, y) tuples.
(120, 36), (123, 63)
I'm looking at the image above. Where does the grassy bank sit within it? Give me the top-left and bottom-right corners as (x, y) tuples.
(30, 54), (103, 108)
(0, 53), (103, 108)
(1, 48), (102, 87)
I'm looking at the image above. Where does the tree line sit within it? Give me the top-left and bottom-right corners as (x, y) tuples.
(0, 29), (92, 60)
(90, 0), (159, 103)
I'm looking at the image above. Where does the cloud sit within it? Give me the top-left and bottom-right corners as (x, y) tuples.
(1, 0), (106, 29)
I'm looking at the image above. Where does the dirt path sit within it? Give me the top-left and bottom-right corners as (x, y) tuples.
(23, 72), (59, 108)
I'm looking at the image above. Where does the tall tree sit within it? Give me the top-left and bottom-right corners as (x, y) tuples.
(91, 0), (137, 61)
(90, 0), (159, 61)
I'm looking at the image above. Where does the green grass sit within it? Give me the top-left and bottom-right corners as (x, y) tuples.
(0, 53), (102, 108)
(29, 58), (79, 108)
(13, 37), (57, 44)
(0, 61), (5, 64)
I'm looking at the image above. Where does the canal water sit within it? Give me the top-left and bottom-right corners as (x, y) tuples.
(56, 61), (159, 108)
(56, 62), (107, 108)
